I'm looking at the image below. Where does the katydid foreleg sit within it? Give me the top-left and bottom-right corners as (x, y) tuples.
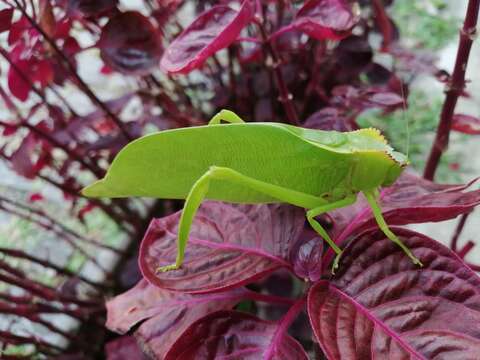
(208, 109), (246, 125)
(363, 189), (423, 266)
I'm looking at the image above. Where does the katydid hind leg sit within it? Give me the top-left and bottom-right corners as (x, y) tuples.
(157, 166), (327, 272)
(306, 195), (357, 273)
(363, 189), (423, 266)
(208, 109), (246, 125)
(156, 170), (212, 273)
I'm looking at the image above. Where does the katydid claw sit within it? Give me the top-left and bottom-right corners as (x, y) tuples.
(331, 251), (343, 274)
(156, 263), (180, 273)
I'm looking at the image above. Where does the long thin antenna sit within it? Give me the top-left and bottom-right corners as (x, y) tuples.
(399, 78), (410, 158)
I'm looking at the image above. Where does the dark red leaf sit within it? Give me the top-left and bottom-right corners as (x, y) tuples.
(8, 60), (31, 101)
(452, 114), (480, 134)
(99, 11), (163, 75)
(105, 336), (147, 360)
(67, 0), (118, 18)
(39, 0), (56, 38)
(0, 9), (14, 34)
(165, 310), (308, 360)
(308, 227), (480, 359)
(293, 238), (323, 282)
(2, 123), (18, 136)
(28, 193), (44, 203)
(106, 279), (242, 358)
(8, 16), (34, 45)
(10, 133), (37, 179)
(161, 1), (254, 74)
(304, 107), (355, 131)
(139, 202), (304, 293)
(291, 0), (359, 41)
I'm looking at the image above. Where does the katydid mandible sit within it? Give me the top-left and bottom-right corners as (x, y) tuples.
(82, 110), (423, 272)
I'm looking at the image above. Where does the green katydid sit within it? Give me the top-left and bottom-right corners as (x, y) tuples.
(82, 109), (422, 273)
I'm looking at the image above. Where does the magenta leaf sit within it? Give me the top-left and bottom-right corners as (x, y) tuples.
(10, 133), (37, 179)
(106, 279), (243, 359)
(160, 1), (254, 74)
(293, 238), (323, 282)
(452, 114), (480, 135)
(139, 202), (305, 293)
(328, 172), (480, 243)
(165, 310), (308, 360)
(0, 8), (14, 34)
(304, 107), (355, 131)
(99, 11), (163, 75)
(290, 0), (359, 41)
(105, 336), (147, 360)
(308, 227), (480, 359)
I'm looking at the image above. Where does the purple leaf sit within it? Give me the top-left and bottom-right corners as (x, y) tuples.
(99, 11), (163, 75)
(164, 310), (308, 360)
(105, 336), (147, 360)
(0, 9), (14, 34)
(10, 133), (37, 179)
(328, 172), (480, 245)
(106, 279), (242, 359)
(293, 238), (323, 282)
(139, 202), (304, 293)
(291, 0), (359, 41)
(67, 0), (118, 18)
(452, 114), (480, 135)
(308, 227), (480, 359)
(304, 107), (356, 131)
(160, 1), (254, 74)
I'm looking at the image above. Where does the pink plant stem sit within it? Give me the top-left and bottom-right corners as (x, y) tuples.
(0, 195), (124, 255)
(264, 297), (306, 359)
(450, 212), (470, 251)
(0, 205), (112, 276)
(255, 17), (300, 125)
(11, 0), (133, 141)
(0, 247), (106, 289)
(424, 0), (480, 180)
(457, 240), (476, 259)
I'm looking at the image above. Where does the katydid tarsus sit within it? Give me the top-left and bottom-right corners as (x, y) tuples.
(82, 110), (423, 273)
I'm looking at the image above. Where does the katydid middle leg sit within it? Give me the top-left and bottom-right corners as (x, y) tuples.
(306, 195), (357, 272)
(208, 109), (246, 125)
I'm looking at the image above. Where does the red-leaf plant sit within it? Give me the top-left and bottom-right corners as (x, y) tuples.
(107, 174), (480, 358)
(0, 0), (479, 358)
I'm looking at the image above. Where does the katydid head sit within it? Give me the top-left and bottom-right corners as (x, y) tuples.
(348, 128), (409, 190)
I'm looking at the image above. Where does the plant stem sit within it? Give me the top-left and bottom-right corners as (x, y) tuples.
(423, 0), (480, 180)
(256, 19), (299, 125)
(457, 240), (475, 259)
(450, 211), (471, 252)
(11, 0), (133, 141)
(0, 247), (106, 289)
(264, 297), (306, 359)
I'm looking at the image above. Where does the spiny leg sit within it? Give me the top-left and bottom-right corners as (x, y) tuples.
(363, 189), (423, 266)
(208, 109), (246, 125)
(156, 166), (327, 273)
(306, 195), (357, 273)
